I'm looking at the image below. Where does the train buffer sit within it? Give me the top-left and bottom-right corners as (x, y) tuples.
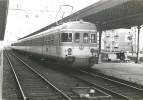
(71, 87), (112, 100)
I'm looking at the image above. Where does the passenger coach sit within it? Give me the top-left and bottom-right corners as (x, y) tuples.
(12, 20), (98, 68)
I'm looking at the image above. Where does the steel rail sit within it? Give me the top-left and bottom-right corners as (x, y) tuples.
(12, 53), (72, 100)
(4, 51), (28, 100)
(71, 74), (133, 100)
(80, 70), (143, 92)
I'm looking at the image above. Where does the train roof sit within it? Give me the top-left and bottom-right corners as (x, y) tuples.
(18, 20), (97, 42)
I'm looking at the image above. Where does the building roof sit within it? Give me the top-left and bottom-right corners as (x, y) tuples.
(20, 0), (143, 40)
(0, 0), (9, 40)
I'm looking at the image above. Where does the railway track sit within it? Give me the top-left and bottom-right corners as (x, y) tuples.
(5, 51), (74, 100)
(11, 51), (130, 100)
(3, 52), (22, 100)
(10, 50), (143, 100)
(69, 69), (143, 100)
(85, 69), (143, 89)
(7, 50), (113, 100)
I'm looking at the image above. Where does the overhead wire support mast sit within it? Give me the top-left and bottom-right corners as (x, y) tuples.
(136, 25), (141, 63)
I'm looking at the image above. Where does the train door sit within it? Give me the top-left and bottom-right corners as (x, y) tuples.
(80, 32), (89, 50)
(41, 36), (45, 57)
(56, 33), (60, 56)
(42, 35), (49, 57)
(74, 32), (84, 50)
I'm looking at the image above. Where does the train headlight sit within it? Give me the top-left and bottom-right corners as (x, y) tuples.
(67, 48), (72, 55)
(90, 48), (95, 55)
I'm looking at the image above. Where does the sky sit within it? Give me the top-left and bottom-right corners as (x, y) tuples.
(2, 0), (143, 50)
(3, 0), (100, 45)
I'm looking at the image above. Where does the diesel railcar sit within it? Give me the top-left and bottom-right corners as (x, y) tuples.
(12, 20), (98, 68)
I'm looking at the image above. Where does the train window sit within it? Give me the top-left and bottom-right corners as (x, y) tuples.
(74, 33), (80, 43)
(83, 33), (89, 43)
(61, 33), (72, 42)
(90, 34), (97, 43)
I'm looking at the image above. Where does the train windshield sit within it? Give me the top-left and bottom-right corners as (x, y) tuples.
(61, 33), (72, 42)
(90, 34), (97, 43)
(83, 33), (89, 43)
(74, 33), (80, 43)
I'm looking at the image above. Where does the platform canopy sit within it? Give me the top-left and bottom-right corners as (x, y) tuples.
(0, 0), (9, 40)
(20, 0), (143, 39)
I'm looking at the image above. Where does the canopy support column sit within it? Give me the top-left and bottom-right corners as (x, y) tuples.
(136, 25), (141, 63)
(97, 29), (102, 64)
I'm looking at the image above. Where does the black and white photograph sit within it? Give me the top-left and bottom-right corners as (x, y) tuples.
(1, 0), (143, 100)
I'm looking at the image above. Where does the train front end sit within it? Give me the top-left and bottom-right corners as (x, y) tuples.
(60, 21), (98, 68)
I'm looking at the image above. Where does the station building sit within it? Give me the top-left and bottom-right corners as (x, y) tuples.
(102, 28), (137, 53)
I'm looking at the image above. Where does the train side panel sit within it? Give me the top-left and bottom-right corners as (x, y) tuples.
(11, 21), (98, 68)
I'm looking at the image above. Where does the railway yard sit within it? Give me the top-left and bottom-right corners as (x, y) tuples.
(2, 49), (143, 100)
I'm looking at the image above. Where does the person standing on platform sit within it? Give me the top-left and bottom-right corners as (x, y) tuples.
(120, 50), (125, 62)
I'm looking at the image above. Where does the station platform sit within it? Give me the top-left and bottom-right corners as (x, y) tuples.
(0, 49), (3, 100)
(92, 63), (143, 86)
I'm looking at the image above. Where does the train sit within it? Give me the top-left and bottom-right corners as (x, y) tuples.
(11, 20), (98, 68)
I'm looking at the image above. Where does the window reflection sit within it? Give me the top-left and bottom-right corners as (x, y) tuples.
(91, 34), (96, 43)
(74, 33), (80, 43)
(61, 33), (72, 42)
(83, 33), (89, 43)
